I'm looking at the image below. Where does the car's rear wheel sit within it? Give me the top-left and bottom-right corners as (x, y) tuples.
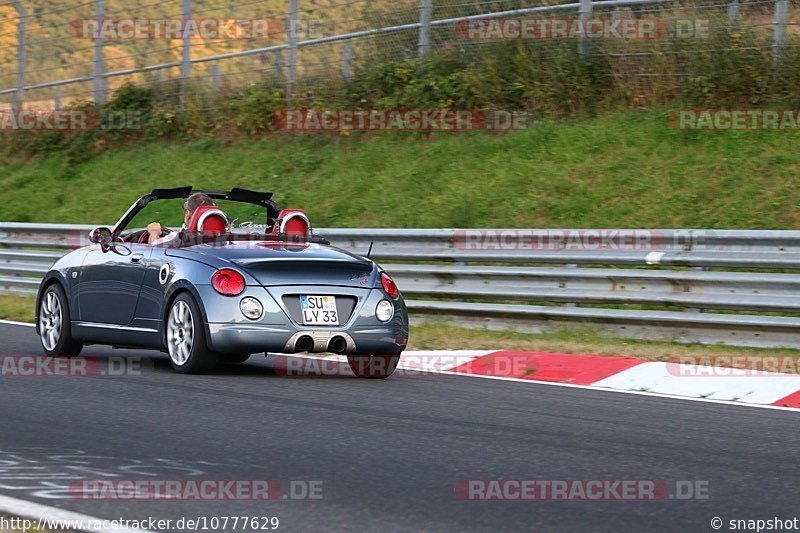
(347, 355), (400, 379)
(166, 293), (218, 374)
(39, 283), (83, 357)
(220, 354), (251, 364)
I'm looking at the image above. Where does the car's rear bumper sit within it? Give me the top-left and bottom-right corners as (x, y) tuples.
(197, 284), (409, 355)
(206, 322), (408, 355)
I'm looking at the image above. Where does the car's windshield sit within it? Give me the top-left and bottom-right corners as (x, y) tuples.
(121, 198), (273, 236)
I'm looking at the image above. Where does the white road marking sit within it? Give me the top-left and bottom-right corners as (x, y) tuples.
(0, 319), (34, 328)
(436, 370), (800, 412)
(593, 361), (800, 404)
(0, 493), (155, 533)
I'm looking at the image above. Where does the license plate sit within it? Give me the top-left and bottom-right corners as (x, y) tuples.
(300, 295), (339, 326)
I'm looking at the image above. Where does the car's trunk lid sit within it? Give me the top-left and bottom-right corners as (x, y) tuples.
(234, 258), (376, 287)
(166, 241), (377, 287)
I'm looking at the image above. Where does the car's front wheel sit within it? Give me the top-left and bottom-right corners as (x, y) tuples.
(347, 355), (400, 379)
(166, 293), (218, 374)
(39, 283), (83, 357)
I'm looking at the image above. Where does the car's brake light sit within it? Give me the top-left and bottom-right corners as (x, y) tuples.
(211, 269), (245, 296)
(380, 272), (399, 299)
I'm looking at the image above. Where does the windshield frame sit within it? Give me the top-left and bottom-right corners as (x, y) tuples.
(112, 187), (280, 237)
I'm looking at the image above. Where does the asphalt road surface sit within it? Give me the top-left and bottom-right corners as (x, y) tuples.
(0, 322), (797, 533)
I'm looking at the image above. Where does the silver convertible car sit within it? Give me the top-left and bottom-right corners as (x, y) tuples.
(35, 187), (408, 377)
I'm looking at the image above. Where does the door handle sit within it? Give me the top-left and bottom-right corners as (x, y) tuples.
(131, 254), (144, 264)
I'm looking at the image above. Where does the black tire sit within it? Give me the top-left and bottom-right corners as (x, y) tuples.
(220, 353), (251, 364)
(347, 355), (400, 379)
(38, 283), (83, 357)
(165, 293), (218, 374)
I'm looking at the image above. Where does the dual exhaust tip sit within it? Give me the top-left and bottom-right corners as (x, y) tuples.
(293, 335), (348, 354)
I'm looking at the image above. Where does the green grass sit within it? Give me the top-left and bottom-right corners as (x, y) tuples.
(0, 295), (36, 323)
(3, 108), (800, 229)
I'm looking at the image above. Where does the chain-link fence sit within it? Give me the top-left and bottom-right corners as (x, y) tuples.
(0, 0), (797, 114)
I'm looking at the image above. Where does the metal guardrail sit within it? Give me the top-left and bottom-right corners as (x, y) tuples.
(4, 223), (800, 349)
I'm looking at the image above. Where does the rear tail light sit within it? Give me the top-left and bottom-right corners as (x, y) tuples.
(380, 272), (399, 299)
(211, 269), (245, 296)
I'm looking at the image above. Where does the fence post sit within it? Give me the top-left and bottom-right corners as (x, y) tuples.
(727, 0), (739, 20)
(11, 0), (26, 114)
(773, 0), (788, 67)
(54, 88), (61, 112)
(93, 0), (106, 106)
(578, 0), (593, 59)
(275, 50), (283, 80)
(211, 63), (221, 91)
(342, 40), (353, 81)
(418, 0), (432, 58)
(179, 0), (191, 112)
(287, 0), (298, 103)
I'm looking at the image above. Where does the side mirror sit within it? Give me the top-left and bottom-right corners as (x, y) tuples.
(89, 227), (113, 249)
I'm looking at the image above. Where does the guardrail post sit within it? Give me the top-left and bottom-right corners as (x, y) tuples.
(565, 264), (579, 308)
(93, 0), (106, 106)
(773, 0), (788, 67)
(287, 0), (299, 103)
(11, 0), (26, 114)
(578, 0), (593, 59)
(727, 0), (740, 20)
(179, 0), (192, 112)
(686, 267), (706, 313)
(53, 88), (61, 112)
(418, 0), (432, 58)
(343, 40), (353, 81)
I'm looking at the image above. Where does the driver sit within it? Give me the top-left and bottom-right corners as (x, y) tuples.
(148, 192), (217, 245)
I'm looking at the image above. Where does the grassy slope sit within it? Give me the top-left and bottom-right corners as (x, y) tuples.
(2, 108), (800, 228)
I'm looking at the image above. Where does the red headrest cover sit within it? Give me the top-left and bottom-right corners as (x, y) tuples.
(187, 205), (228, 234)
(277, 210), (311, 237)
